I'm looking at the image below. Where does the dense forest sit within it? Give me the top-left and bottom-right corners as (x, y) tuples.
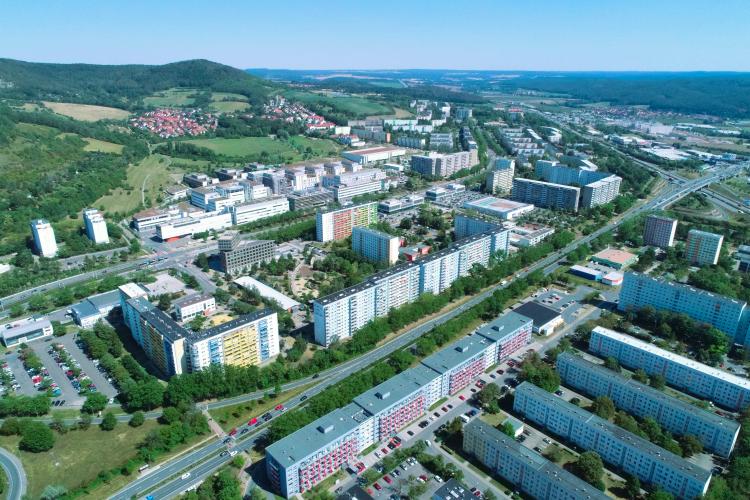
(0, 58), (276, 108)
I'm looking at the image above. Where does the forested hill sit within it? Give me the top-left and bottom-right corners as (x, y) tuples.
(0, 58), (277, 108)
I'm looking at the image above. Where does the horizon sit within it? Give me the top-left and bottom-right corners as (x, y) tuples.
(2, 0), (749, 71)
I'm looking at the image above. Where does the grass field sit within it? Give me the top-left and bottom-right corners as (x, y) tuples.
(95, 154), (179, 213)
(42, 101), (131, 121)
(82, 137), (124, 154)
(178, 136), (341, 160)
(0, 421), (159, 498)
(143, 88), (196, 107)
(285, 90), (393, 116)
(211, 92), (248, 102)
(210, 100), (250, 113)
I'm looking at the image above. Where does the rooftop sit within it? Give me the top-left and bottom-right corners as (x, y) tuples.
(432, 479), (475, 500)
(592, 326), (750, 390)
(344, 146), (404, 155)
(318, 201), (377, 215)
(2, 320), (52, 341)
(592, 248), (637, 265)
(354, 366), (439, 416)
(421, 335), (493, 374)
(234, 276), (301, 311)
(140, 308), (187, 343)
(188, 309), (275, 342)
(464, 196), (535, 212)
(174, 293), (214, 309)
(624, 272), (745, 306)
(475, 311), (533, 344)
(513, 301), (561, 327)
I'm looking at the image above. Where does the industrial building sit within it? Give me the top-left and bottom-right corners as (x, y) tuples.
(341, 146), (405, 165)
(591, 248), (638, 270)
(315, 202), (378, 242)
(557, 352), (740, 457)
(643, 215), (678, 248)
(589, 326), (750, 411)
(463, 420), (608, 500)
(513, 382), (712, 499)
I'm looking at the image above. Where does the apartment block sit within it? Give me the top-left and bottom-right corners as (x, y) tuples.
(395, 136), (426, 149)
(474, 311), (533, 365)
(174, 294), (216, 322)
(589, 326), (750, 411)
(351, 226), (401, 265)
(219, 239), (275, 276)
(582, 175), (622, 208)
(453, 214), (503, 239)
(685, 229), (724, 266)
(644, 215), (678, 248)
(534, 160), (621, 208)
(139, 307), (188, 376)
(463, 420), (608, 500)
(618, 271), (749, 345)
(315, 202), (378, 242)
(512, 178), (580, 212)
(421, 336), (494, 395)
(557, 352), (740, 457)
(229, 196), (289, 226)
(411, 151), (474, 178)
(429, 132), (454, 150)
(513, 382), (712, 499)
(30, 219), (58, 257)
(83, 208), (109, 244)
(485, 158), (515, 194)
(188, 309), (279, 370)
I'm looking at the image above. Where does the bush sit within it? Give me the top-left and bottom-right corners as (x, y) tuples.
(100, 411), (117, 431)
(81, 393), (108, 414)
(129, 411), (145, 427)
(19, 421), (55, 452)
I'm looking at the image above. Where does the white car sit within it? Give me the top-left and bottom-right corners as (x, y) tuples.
(181, 472), (191, 480)
(229, 450), (238, 457)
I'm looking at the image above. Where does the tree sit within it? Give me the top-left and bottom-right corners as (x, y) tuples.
(604, 356), (621, 372)
(632, 369), (649, 383)
(679, 434), (704, 457)
(646, 489), (674, 500)
(573, 451), (604, 490)
(78, 413), (92, 430)
(650, 374), (666, 390)
(51, 321), (66, 337)
(591, 396), (615, 420)
(129, 411), (145, 427)
(100, 411), (117, 431)
(519, 353), (560, 392)
(19, 421), (55, 452)
(476, 384), (501, 409)
(157, 294), (172, 311)
(624, 474), (641, 498)
(40, 484), (68, 500)
(81, 392), (108, 414)
(195, 252), (209, 271)
(499, 421), (515, 438)
(483, 490), (497, 500)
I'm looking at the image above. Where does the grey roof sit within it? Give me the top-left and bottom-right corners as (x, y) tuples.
(174, 293), (214, 309)
(475, 311), (533, 344)
(87, 290), (121, 310)
(314, 260), (420, 306)
(465, 420), (608, 499)
(266, 403), (368, 467)
(557, 352), (740, 432)
(513, 301), (561, 327)
(126, 296), (156, 314)
(354, 366), (439, 416)
(421, 335), (492, 375)
(71, 301), (99, 320)
(188, 309), (275, 342)
(140, 308), (187, 342)
(336, 485), (374, 500)
(2, 320), (52, 341)
(515, 382), (712, 484)
(317, 201), (377, 215)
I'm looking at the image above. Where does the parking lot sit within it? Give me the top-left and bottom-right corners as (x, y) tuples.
(59, 334), (118, 399)
(30, 342), (84, 405)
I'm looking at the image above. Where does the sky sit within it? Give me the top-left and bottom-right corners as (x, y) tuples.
(2, 0), (749, 71)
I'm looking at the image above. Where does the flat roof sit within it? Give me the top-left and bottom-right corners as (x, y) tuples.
(351, 226), (399, 240)
(188, 309), (275, 342)
(119, 282), (149, 299)
(140, 308), (186, 342)
(344, 146), (404, 155)
(314, 260), (421, 306)
(421, 335), (493, 374)
(126, 296), (155, 314)
(3, 320), (52, 341)
(71, 301), (99, 320)
(475, 311), (533, 344)
(557, 352), (739, 432)
(513, 178), (581, 192)
(624, 271), (745, 306)
(592, 248), (637, 265)
(592, 326), (750, 390)
(513, 301), (561, 327)
(432, 479), (475, 500)
(516, 383), (711, 484)
(87, 289), (121, 310)
(234, 276), (301, 311)
(266, 402), (368, 466)
(318, 201), (377, 215)
(354, 366), (439, 416)
(174, 293), (214, 309)
(464, 196), (534, 212)
(465, 419), (608, 499)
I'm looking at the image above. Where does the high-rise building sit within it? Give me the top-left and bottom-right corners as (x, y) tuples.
(618, 272), (750, 345)
(511, 178), (580, 212)
(83, 209), (109, 244)
(484, 158), (515, 194)
(581, 175), (622, 208)
(315, 202), (378, 242)
(351, 227), (401, 265)
(685, 229), (724, 265)
(557, 352), (740, 457)
(643, 215), (678, 248)
(589, 326), (750, 411)
(463, 420), (608, 500)
(218, 232), (275, 276)
(30, 219), (58, 257)
(410, 151), (474, 178)
(534, 160), (621, 208)
(455, 107), (473, 121)
(453, 214), (503, 240)
(513, 382), (712, 499)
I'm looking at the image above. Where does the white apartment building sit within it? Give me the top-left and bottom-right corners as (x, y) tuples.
(485, 158), (515, 194)
(174, 294), (216, 322)
(351, 226), (400, 265)
(685, 229), (724, 265)
(83, 208), (109, 244)
(30, 219), (58, 257)
(229, 197), (289, 226)
(590, 326), (750, 411)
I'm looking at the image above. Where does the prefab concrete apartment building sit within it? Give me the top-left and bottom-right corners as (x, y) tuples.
(266, 310), (532, 497)
(557, 352), (740, 457)
(685, 229), (724, 266)
(589, 326), (750, 411)
(351, 226), (401, 265)
(643, 215), (678, 248)
(315, 202), (378, 242)
(513, 382), (712, 499)
(511, 178), (581, 212)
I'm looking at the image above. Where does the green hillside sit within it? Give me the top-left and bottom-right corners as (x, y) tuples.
(0, 58), (276, 109)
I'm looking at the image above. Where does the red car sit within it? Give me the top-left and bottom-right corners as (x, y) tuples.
(275, 404), (285, 411)
(459, 394), (466, 400)
(419, 475), (428, 482)
(228, 428), (238, 436)
(383, 475), (393, 484)
(373, 483), (382, 491)
(381, 447), (389, 455)
(248, 417), (258, 426)
(367, 488), (373, 495)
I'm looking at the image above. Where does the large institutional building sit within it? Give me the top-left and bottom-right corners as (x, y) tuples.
(513, 382), (712, 499)
(217, 231), (275, 275)
(463, 420), (607, 500)
(685, 229), (724, 266)
(557, 352), (740, 457)
(313, 229), (510, 346)
(266, 311), (532, 497)
(618, 271), (750, 346)
(589, 326), (750, 411)
(643, 215), (678, 248)
(316, 202), (378, 242)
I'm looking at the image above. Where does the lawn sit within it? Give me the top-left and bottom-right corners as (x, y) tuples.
(210, 100), (250, 113)
(211, 92), (249, 102)
(285, 90), (393, 117)
(42, 101), (131, 121)
(95, 154), (179, 213)
(82, 137), (124, 154)
(178, 136), (341, 161)
(0, 421), (159, 498)
(143, 88), (196, 107)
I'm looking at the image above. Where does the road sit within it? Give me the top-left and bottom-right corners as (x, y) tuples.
(0, 447), (27, 500)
